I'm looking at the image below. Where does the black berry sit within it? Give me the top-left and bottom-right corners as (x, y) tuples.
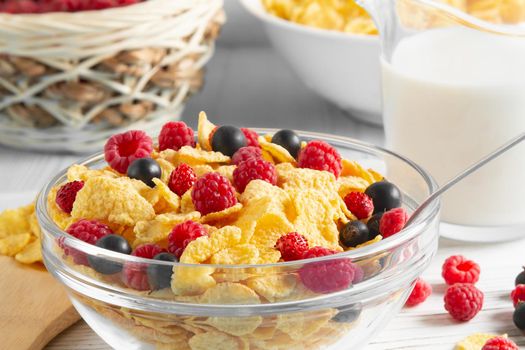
(211, 126), (247, 157)
(367, 212), (383, 239)
(364, 181), (402, 214)
(516, 267), (525, 286)
(147, 252), (177, 290)
(271, 129), (301, 159)
(514, 302), (525, 330)
(332, 303), (362, 323)
(127, 158), (162, 187)
(88, 234), (131, 275)
(340, 221), (369, 248)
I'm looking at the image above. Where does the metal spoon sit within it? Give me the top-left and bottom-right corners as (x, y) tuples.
(406, 131), (525, 226)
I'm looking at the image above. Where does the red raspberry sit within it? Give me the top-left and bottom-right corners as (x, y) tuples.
(1, 0), (40, 13)
(298, 140), (342, 178)
(104, 130), (153, 174)
(299, 247), (355, 294)
(158, 121), (196, 151)
(233, 158), (277, 192)
(511, 284), (525, 307)
(168, 163), (196, 196)
(191, 173), (237, 215)
(344, 192), (374, 219)
(63, 219), (112, 265)
(444, 283), (484, 321)
(55, 180), (84, 214)
(231, 146), (262, 166)
(482, 337), (519, 350)
(122, 243), (164, 291)
(442, 255), (481, 285)
(405, 278), (432, 307)
(168, 220), (208, 258)
(379, 207), (408, 238)
(275, 232), (309, 262)
(241, 128), (260, 148)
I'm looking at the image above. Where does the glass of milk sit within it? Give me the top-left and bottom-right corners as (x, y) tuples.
(359, 0), (525, 241)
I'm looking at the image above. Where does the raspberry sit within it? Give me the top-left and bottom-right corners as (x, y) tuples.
(344, 192), (374, 219)
(241, 128), (260, 148)
(275, 232), (309, 262)
(298, 140), (342, 178)
(191, 173), (237, 215)
(158, 121), (196, 151)
(405, 278), (432, 307)
(299, 247), (355, 293)
(104, 130), (153, 174)
(379, 207), (408, 238)
(55, 180), (84, 214)
(1, 0), (40, 13)
(511, 284), (525, 307)
(233, 158), (277, 192)
(442, 255), (481, 285)
(231, 146), (262, 166)
(168, 163), (197, 196)
(168, 220), (208, 259)
(63, 219), (112, 265)
(122, 243), (164, 291)
(444, 283), (484, 321)
(482, 337), (519, 350)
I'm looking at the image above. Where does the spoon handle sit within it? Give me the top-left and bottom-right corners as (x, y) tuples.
(406, 131), (525, 226)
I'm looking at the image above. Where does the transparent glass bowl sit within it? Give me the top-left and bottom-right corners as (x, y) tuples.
(37, 130), (440, 350)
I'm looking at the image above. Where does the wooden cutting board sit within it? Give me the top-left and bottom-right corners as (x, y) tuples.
(0, 256), (80, 350)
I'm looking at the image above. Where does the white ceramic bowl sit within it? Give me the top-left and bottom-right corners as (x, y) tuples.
(239, 0), (382, 125)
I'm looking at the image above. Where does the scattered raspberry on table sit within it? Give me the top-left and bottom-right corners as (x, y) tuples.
(405, 278), (432, 307)
(444, 283), (484, 321)
(442, 255), (481, 285)
(482, 336), (519, 350)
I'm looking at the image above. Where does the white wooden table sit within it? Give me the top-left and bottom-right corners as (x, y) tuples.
(1, 17), (524, 350)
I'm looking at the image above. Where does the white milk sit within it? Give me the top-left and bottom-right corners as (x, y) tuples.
(382, 27), (525, 226)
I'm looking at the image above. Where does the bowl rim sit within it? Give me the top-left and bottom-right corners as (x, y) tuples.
(238, 0), (378, 43)
(36, 128), (440, 270)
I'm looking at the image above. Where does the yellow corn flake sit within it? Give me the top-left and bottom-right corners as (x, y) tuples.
(156, 158), (175, 184)
(259, 137), (296, 164)
(180, 190), (195, 213)
(249, 212), (294, 251)
(257, 247), (282, 264)
(246, 274), (297, 302)
(206, 316), (263, 337)
(200, 203), (243, 225)
(341, 159), (376, 184)
(71, 176), (155, 227)
(193, 164), (214, 178)
(172, 226), (242, 295)
(0, 233), (31, 256)
(210, 244), (260, 265)
(337, 176), (370, 197)
(368, 168), (384, 182)
(261, 149), (275, 163)
(214, 165), (236, 183)
(168, 146), (230, 167)
(197, 111), (216, 151)
(134, 212), (200, 247)
(200, 282), (261, 305)
(188, 331), (245, 350)
(288, 189), (343, 250)
(151, 178), (180, 213)
(455, 333), (504, 350)
(28, 210), (41, 239)
(239, 180), (288, 205)
(66, 164), (118, 182)
(15, 238), (42, 264)
(0, 204), (33, 239)
(276, 309), (336, 341)
(233, 195), (285, 243)
(277, 163), (338, 194)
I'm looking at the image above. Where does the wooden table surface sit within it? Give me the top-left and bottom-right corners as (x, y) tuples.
(1, 18), (524, 350)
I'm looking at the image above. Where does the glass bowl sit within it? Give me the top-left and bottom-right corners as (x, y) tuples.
(37, 130), (440, 350)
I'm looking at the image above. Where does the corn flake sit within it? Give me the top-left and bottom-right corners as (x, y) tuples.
(197, 111), (216, 151)
(180, 190), (195, 213)
(259, 137), (296, 164)
(134, 212), (200, 247)
(188, 331), (244, 350)
(15, 238), (42, 264)
(168, 146), (230, 167)
(246, 274), (297, 302)
(210, 244), (259, 265)
(0, 233), (31, 256)
(200, 203), (243, 225)
(71, 176), (155, 227)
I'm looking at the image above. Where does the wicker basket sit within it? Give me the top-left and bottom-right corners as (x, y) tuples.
(0, 0), (224, 153)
